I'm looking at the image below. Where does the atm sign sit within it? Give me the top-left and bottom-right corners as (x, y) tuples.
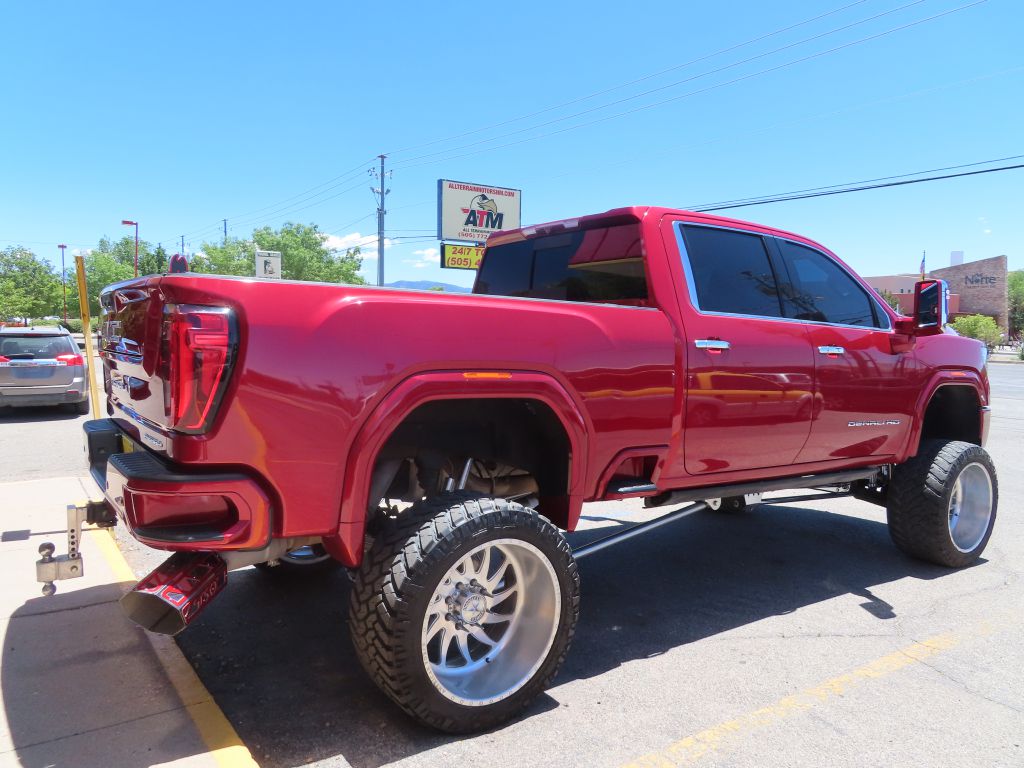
(442, 243), (484, 270)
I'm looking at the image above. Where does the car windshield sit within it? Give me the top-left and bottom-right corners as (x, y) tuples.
(0, 335), (76, 360)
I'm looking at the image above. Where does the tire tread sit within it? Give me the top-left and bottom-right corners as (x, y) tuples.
(887, 439), (997, 567)
(348, 491), (580, 733)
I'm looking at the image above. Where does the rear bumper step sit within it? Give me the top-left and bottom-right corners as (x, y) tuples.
(84, 418), (271, 550)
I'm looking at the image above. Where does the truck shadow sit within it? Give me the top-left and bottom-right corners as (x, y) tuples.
(164, 500), (962, 768)
(2, 583), (222, 768)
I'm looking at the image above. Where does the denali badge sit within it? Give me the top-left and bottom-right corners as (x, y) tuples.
(848, 419), (901, 427)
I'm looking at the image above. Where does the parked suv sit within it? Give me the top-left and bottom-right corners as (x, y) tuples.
(0, 327), (89, 413)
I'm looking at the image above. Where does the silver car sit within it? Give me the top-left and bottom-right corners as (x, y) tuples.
(0, 327), (89, 414)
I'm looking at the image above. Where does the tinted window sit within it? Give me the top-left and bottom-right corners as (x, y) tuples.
(475, 225), (647, 304)
(776, 240), (881, 328)
(680, 225), (782, 317)
(0, 334), (75, 359)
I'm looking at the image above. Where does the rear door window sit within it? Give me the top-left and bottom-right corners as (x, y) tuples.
(475, 224), (648, 304)
(679, 225), (783, 318)
(776, 240), (883, 328)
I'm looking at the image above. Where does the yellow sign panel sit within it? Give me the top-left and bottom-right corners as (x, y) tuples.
(441, 243), (484, 270)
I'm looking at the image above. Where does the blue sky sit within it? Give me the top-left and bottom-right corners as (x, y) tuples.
(1, 1), (1020, 288)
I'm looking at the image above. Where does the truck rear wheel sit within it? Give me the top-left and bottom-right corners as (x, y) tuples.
(348, 492), (580, 733)
(253, 544), (339, 575)
(887, 439), (997, 567)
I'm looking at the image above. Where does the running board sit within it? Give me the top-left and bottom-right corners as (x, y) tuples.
(573, 467), (881, 560)
(642, 467), (880, 509)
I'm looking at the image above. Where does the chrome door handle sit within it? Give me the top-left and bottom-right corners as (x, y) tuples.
(695, 339), (731, 351)
(817, 345), (845, 355)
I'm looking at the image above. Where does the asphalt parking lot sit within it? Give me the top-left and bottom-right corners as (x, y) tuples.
(3, 365), (1022, 768)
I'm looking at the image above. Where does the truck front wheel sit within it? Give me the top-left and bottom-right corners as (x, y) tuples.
(348, 492), (580, 733)
(887, 439), (998, 567)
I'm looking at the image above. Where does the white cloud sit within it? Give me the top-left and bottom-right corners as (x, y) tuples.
(325, 232), (393, 252)
(402, 247), (440, 269)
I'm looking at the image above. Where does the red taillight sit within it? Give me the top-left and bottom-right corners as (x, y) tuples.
(56, 353), (84, 366)
(165, 305), (235, 434)
(0, 355), (9, 363)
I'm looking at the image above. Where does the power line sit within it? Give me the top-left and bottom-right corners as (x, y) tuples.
(692, 162), (1024, 211)
(169, 175), (374, 249)
(224, 157), (376, 221)
(171, 158), (377, 245)
(387, 0), (872, 156)
(325, 212), (375, 234)
(391, 0), (987, 171)
(393, 0), (932, 167)
(688, 153), (1024, 208)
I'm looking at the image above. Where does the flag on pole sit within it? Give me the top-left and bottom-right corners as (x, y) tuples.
(920, 251), (926, 280)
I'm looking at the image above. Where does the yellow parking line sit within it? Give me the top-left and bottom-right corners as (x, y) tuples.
(92, 527), (260, 768)
(622, 632), (963, 768)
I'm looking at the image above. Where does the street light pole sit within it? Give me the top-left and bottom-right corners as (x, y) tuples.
(57, 244), (67, 324)
(121, 220), (139, 277)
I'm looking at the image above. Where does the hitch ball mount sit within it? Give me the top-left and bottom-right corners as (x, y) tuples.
(36, 500), (116, 597)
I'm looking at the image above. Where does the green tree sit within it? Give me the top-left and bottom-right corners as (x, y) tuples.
(0, 276), (30, 322)
(951, 314), (1002, 349)
(142, 244), (167, 276)
(93, 235), (161, 277)
(191, 237), (255, 276)
(67, 251), (134, 319)
(1007, 270), (1024, 336)
(0, 246), (61, 322)
(252, 222), (364, 284)
(878, 289), (901, 313)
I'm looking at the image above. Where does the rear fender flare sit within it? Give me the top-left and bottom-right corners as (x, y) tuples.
(325, 371), (589, 566)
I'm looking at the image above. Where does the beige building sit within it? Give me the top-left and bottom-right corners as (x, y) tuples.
(864, 253), (1009, 332)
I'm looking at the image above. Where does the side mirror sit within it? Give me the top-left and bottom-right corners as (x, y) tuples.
(912, 279), (948, 335)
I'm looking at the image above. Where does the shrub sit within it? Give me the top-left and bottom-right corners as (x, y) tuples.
(951, 314), (1002, 350)
(58, 318), (99, 334)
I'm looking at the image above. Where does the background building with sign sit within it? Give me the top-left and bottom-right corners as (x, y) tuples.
(865, 252), (1008, 331)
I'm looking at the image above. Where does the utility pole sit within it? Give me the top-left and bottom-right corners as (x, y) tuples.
(370, 154), (390, 287)
(180, 235), (185, 256)
(223, 219), (228, 245)
(57, 244), (67, 324)
(121, 220), (139, 276)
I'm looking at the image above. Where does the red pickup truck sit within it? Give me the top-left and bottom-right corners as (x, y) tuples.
(65, 206), (997, 732)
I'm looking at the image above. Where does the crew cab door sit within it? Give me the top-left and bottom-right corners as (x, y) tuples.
(666, 222), (815, 476)
(769, 237), (915, 462)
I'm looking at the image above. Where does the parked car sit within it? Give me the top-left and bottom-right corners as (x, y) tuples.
(0, 327), (89, 414)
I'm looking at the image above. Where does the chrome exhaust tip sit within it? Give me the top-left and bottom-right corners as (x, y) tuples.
(119, 552), (228, 635)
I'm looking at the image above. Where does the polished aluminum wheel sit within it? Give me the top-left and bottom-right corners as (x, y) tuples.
(948, 461), (994, 553)
(280, 545), (332, 566)
(421, 538), (560, 707)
